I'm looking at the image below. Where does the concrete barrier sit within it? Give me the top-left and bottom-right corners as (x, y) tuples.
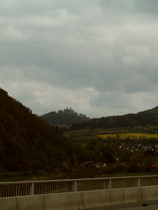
(109, 188), (124, 206)
(1, 186), (158, 210)
(17, 195), (44, 210)
(0, 197), (17, 210)
(141, 186), (158, 202)
(44, 192), (80, 210)
(123, 187), (142, 204)
(81, 190), (110, 209)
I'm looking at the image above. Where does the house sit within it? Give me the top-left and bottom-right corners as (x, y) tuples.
(152, 163), (158, 169)
(95, 162), (106, 168)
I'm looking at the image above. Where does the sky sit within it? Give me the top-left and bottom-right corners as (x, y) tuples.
(1, 0), (158, 118)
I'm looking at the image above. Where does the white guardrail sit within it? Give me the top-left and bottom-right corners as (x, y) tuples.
(1, 175), (158, 198)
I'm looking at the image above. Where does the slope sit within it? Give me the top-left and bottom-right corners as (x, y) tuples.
(0, 88), (72, 173)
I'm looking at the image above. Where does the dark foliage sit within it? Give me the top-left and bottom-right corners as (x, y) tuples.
(0, 88), (72, 173)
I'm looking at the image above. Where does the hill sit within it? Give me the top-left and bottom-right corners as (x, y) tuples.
(70, 106), (158, 131)
(0, 88), (72, 173)
(40, 107), (90, 128)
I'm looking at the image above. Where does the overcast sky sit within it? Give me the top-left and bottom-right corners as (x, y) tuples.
(1, 0), (158, 118)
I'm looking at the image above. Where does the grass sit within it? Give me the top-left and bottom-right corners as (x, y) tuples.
(98, 133), (158, 140)
(101, 171), (158, 178)
(1, 171), (158, 182)
(0, 171), (69, 182)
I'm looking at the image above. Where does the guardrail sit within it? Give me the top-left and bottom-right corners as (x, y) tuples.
(1, 175), (158, 198)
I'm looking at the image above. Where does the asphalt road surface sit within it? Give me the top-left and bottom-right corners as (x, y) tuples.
(117, 204), (158, 210)
(84, 203), (158, 210)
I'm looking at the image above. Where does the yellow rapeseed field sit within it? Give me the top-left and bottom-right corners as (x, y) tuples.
(98, 133), (158, 140)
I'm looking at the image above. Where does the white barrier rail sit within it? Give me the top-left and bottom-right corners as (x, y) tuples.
(1, 175), (158, 198)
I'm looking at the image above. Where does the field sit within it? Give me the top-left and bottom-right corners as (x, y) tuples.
(98, 133), (158, 140)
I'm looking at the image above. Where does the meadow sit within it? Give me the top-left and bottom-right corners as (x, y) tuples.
(98, 133), (158, 140)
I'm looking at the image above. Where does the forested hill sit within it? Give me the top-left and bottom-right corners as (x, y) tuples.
(0, 88), (72, 173)
(70, 106), (158, 130)
(40, 107), (90, 127)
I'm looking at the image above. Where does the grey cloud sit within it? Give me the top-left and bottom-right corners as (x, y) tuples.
(99, 0), (158, 15)
(0, 0), (158, 118)
(133, 0), (158, 15)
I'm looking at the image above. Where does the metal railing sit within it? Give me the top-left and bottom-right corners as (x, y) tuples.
(1, 175), (158, 198)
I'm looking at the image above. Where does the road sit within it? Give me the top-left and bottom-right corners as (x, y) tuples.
(117, 204), (158, 210)
(84, 203), (158, 210)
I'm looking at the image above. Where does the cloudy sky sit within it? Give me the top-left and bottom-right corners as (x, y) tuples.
(1, 0), (158, 118)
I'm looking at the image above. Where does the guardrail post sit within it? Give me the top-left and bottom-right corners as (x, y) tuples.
(73, 181), (77, 192)
(16, 185), (18, 196)
(137, 177), (140, 187)
(30, 183), (34, 195)
(108, 179), (112, 189)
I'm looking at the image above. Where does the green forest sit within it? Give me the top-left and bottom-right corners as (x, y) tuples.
(0, 88), (73, 174)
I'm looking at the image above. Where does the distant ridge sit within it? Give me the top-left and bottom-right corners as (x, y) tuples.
(70, 106), (158, 130)
(40, 107), (90, 128)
